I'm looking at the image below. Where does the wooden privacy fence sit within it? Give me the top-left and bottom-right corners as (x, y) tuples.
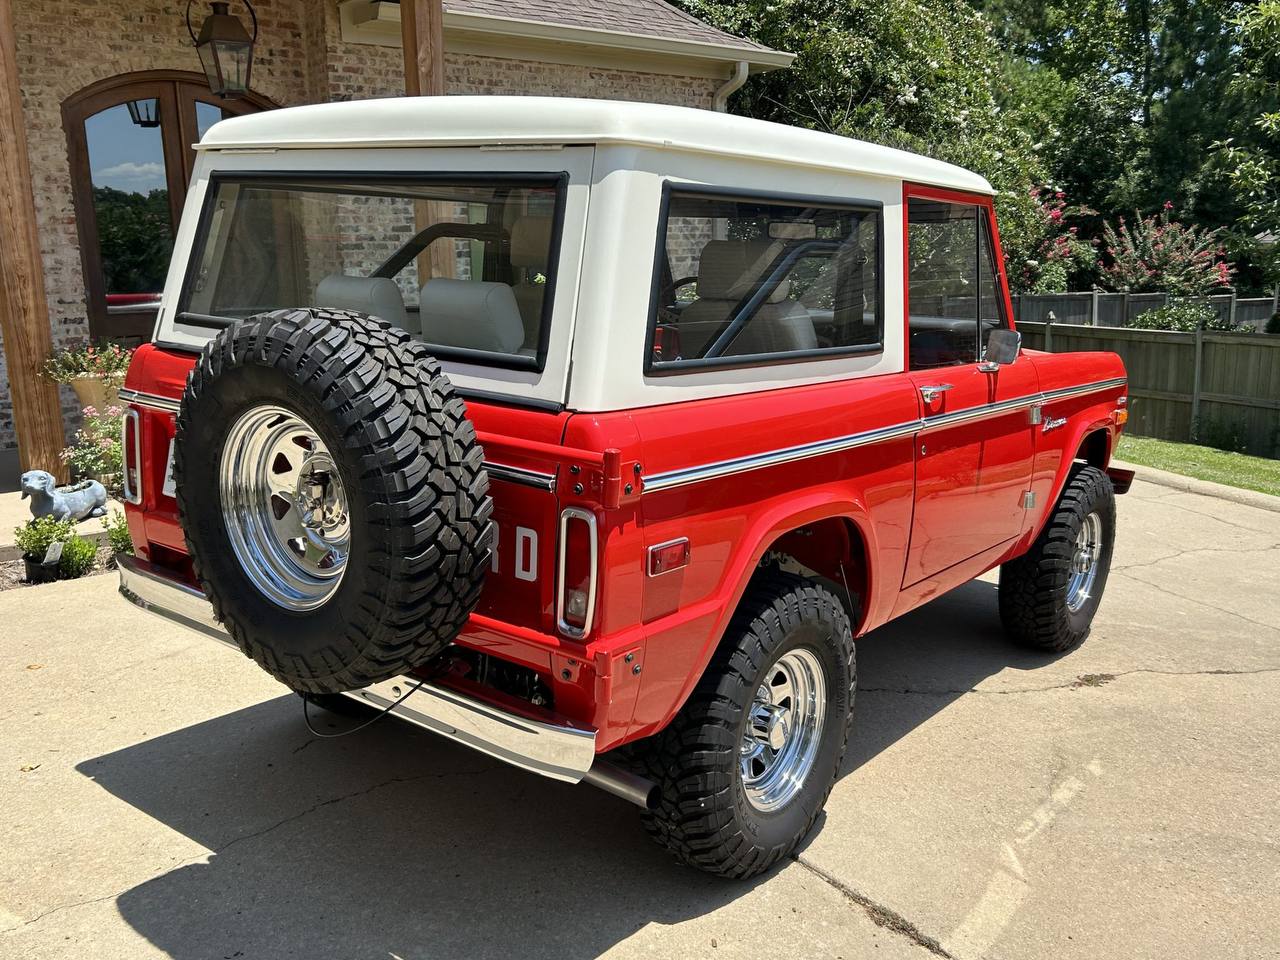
(1011, 289), (1280, 330)
(1018, 320), (1280, 458)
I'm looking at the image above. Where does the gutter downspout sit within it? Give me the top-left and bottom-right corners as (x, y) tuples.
(713, 60), (749, 112)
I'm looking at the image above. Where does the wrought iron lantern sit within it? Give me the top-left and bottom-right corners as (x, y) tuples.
(186, 0), (257, 99)
(125, 99), (161, 128)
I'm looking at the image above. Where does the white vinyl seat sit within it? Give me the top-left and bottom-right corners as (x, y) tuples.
(316, 274), (415, 333)
(509, 215), (553, 349)
(676, 240), (816, 358)
(419, 278), (527, 355)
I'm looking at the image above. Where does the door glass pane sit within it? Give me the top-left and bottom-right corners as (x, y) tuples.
(978, 213), (1007, 345)
(908, 199), (979, 370)
(195, 100), (226, 139)
(84, 100), (173, 307)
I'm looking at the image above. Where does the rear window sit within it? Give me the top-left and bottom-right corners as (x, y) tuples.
(179, 174), (565, 370)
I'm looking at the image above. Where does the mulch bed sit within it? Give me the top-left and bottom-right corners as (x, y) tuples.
(0, 546), (117, 594)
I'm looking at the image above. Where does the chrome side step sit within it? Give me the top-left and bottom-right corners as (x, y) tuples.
(116, 555), (603, 786)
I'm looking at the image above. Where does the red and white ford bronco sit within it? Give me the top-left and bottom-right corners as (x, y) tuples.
(118, 97), (1131, 878)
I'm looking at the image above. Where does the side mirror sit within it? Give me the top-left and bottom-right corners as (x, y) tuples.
(982, 328), (1021, 369)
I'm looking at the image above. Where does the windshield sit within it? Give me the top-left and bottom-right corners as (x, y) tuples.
(179, 175), (564, 370)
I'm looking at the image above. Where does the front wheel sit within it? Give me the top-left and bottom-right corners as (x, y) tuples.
(637, 572), (855, 878)
(999, 465), (1116, 652)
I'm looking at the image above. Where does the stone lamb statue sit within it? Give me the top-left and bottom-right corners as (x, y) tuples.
(20, 470), (108, 522)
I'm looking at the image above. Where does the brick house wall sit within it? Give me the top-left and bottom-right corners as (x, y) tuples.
(0, 0), (721, 453)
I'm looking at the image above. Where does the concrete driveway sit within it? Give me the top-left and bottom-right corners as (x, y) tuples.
(2, 478), (1278, 960)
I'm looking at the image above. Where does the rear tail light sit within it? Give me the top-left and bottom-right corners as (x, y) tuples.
(556, 506), (598, 639)
(122, 408), (142, 504)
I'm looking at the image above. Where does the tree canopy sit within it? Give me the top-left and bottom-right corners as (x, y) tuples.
(678, 0), (1280, 293)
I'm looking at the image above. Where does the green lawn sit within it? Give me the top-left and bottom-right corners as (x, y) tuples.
(1116, 436), (1280, 498)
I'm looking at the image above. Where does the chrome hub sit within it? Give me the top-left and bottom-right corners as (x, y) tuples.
(740, 647), (827, 812)
(219, 405), (350, 610)
(1066, 511), (1102, 613)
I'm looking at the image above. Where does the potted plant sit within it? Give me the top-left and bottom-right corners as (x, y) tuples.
(42, 341), (133, 412)
(14, 516), (75, 584)
(60, 404), (124, 494)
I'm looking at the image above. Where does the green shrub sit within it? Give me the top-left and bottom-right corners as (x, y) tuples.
(1194, 417), (1250, 455)
(1129, 302), (1214, 331)
(1130, 301), (1247, 333)
(13, 516), (74, 560)
(1266, 312), (1280, 335)
(102, 510), (134, 557)
(56, 535), (98, 579)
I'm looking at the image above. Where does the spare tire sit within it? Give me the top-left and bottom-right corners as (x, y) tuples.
(174, 308), (493, 694)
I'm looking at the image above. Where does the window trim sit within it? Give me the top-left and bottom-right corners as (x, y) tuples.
(902, 182), (1015, 372)
(175, 170), (569, 373)
(643, 182), (886, 376)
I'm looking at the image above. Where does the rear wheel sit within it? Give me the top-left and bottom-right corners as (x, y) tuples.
(637, 572), (855, 878)
(999, 465), (1116, 652)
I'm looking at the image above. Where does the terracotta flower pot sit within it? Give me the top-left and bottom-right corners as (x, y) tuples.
(69, 376), (121, 413)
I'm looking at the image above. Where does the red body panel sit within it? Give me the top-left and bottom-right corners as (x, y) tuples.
(122, 184), (1127, 756)
(905, 362), (1039, 584)
(614, 376), (917, 741)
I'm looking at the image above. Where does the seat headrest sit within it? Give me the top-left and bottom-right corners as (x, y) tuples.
(316, 274), (410, 330)
(696, 240), (790, 303)
(419, 278), (524, 354)
(510, 216), (553, 270)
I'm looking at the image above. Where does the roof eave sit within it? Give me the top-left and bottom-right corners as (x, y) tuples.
(339, 0), (794, 71)
(444, 10), (795, 71)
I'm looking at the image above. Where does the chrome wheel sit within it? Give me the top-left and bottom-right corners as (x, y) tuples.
(740, 647), (827, 812)
(219, 405), (350, 611)
(1066, 511), (1102, 613)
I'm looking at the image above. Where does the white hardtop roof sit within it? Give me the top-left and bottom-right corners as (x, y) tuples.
(198, 96), (994, 194)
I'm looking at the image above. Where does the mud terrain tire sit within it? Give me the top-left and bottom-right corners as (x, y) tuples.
(999, 464), (1115, 652)
(636, 572), (855, 878)
(175, 308), (492, 694)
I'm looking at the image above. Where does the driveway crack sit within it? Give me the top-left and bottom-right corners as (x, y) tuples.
(793, 854), (953, 957)
(858, 666), (1280, 697)
(1115, 571), (1280, 634)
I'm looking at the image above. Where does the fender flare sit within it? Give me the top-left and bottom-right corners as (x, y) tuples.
(645, 487), (877, 735)
(1026, 409), (1116, 546)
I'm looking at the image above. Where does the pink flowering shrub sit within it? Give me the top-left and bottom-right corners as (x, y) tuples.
(60, 404), (124, 493)
(1002, 187), (1097, 294)
(1100, 203), (1234, 298)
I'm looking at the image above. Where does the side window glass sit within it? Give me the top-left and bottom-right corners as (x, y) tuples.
(649, 191), (883, 370)
(978, 211), (1008, 343)
(907, 199), (979, 370)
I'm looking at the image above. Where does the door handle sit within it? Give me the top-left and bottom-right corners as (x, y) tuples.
(918, 383), (954, 404)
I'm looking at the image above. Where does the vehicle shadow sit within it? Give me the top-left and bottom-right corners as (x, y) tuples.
(76, 578), (1063, 960)
(844, 577), (1069, 774)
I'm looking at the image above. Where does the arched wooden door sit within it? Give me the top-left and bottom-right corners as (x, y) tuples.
(62, 71), (275, 342)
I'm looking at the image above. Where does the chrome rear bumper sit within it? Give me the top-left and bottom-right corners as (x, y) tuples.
(117, 554), (599, 783)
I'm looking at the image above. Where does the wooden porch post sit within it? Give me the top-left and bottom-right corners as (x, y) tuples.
(400, 0), (444, 97)
(400, 0), (454, 283)
(0, 0), (66, 479)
